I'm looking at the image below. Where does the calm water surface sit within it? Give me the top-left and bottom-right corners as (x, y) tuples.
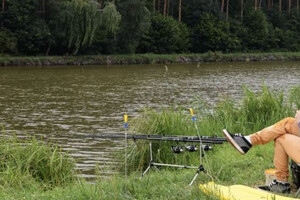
(0, 62), (299, 177)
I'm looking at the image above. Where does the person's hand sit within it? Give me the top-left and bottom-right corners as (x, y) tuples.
(295, 110), (300, 124)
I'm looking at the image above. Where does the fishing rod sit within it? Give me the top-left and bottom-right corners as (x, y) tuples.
(86, 133), (226, 144)
(81, 113), (227, 186)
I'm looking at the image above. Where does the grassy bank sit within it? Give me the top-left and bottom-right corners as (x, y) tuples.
(1, 85), (300, 199)
(2, 52), (300, 66)
(126, 86), (299, 173)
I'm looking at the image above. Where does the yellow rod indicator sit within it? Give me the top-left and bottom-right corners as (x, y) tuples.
(124, 115), (128, 123)
(189, 108), (194, 116)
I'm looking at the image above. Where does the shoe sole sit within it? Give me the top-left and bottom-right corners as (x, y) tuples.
(222, 129), (245, 155)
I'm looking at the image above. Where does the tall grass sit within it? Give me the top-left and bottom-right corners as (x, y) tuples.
(0, 132), (75, 190)
(0, 170), (219, 200)
(126, 85), (297, 175)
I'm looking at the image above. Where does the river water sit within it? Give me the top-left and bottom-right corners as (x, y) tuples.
(0, 62), (299, 178)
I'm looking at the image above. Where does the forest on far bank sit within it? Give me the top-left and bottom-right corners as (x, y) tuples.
(1, 0), (300, 56)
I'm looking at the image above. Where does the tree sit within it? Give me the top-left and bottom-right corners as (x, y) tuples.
(116, 0), (151, 53)
(0, 28), (17, 54)
(3, 0), (50, 55)
(182, 0), (221, 27)
(191, 13), (241, 52)
(137, 14), (190, 53)
(48, 0), (120, 55)
(178, 0), (182, 21)
(242, 9), (270, 50)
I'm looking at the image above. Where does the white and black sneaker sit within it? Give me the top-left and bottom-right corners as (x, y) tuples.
(258, 179), (291, 194)
(222, 129), (252, 155)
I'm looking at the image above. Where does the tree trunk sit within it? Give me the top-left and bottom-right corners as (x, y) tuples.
(259, 0), (262, 9)
(99, 0), (102, 7)
(241, 0), (243, 21)
(221, 0), (224, 13)
(153, 0), (156, 12)
(255, 0), (257, 10)
(163, 0), (168, 16)
(226, 0), (229, 20)
(279, 0), (281, 13)
(1, 0), (4, 28)
(167, 0), (170, 15)
(297, 0), (299, 15)
(42, 0), (45, 13)
(288, 0), (291, 15)
(158, 0), (161, 13)
(178, 0), (181, 22)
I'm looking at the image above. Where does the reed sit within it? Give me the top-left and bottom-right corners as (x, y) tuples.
(0, 170), (219, 200)
(0, 133), (75, 190)
(289, 86), (300, 109)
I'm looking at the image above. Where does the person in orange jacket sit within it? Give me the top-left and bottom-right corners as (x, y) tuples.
(223, 110), (300, 194)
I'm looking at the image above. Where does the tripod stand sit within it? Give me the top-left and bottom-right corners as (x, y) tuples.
(141, 109), (212, 185)
(142, 141), (199, 177)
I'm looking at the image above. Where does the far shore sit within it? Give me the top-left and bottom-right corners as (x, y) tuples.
(1, 52), (300, 67)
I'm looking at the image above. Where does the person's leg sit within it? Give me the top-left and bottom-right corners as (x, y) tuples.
(222, 117), (299, 155)
(257, 134), (300, 193)
(250, 117), (299, 145)
(274, 134), (300, 182)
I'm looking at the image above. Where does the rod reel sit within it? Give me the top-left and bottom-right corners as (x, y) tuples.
(185, 144), (197, 152)
(184, 144), (212, 152)
(201, 144), (213, 151)
(171, 144), (213, 153)
(171, 145), (184, 153)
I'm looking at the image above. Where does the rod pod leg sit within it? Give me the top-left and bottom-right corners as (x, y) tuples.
(142, 161), (153, 177)
(189, 165), (206, 186)
(141, 141), (160, 177)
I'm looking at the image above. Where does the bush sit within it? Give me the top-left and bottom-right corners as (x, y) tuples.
(191, 13), (241, 53)
(3, 0), (51, 55)
(117, 0), (150, 54)
(242, 10), (270, 50)
(0, 133), (75, 189)
(137, 14), (190, 53)
(272, 28), (300, 51)
(0, 29), (18, 55)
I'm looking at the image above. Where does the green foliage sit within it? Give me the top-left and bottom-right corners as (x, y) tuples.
(137, 14), (190, 53)
(3, 0), (51, 55)
(80, 2), (121, 55)
(242, 10), (270, 50)
(116, 0), (151, 54)
(289, 86), (300, 109)
(100, 2), (122, 34)
(0, 29), (17, 55)
(182, 0), (222, 27)
(54, 0), (121, 55)
(3, 0), (300, 55)
(272, 28), (300, 51)
(0, 133), (75, 189)
(240, 85), (292, 131)
(191, 13), (241, 52)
